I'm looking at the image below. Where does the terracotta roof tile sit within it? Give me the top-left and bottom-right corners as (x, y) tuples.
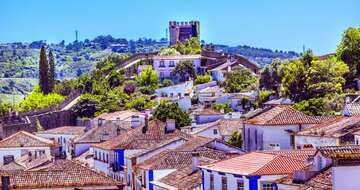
(94, 110), (143, 121)
(316, 145), (360, 159)
(263, 97), (294, 105)
(256, 150), (316, 161)
(35, 126), (86, 135)
(192, 119), (243, 136)
(344, 103), (360, 116)
(244, 106), (324, 125)
(296, 116), (360, 138)
(71, 121), (130, 144)
(199, 152), (306, 176)
(0, 131), (58, 148)
(193, 108), (223, 116)
(0, 160), (121, 189)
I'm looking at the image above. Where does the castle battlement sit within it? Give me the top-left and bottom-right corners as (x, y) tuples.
(169, 20), (200, 45)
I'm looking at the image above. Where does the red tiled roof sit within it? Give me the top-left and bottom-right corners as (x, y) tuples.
(256, 150), (316, 161)
(192, 119), (243, 136)
(244, 106), (323, 125)
(35, 126), (86, 135)
(0, 160), (121, 189)
(94, 110), (142, 121)
(344, 103), (360, 116)
(193, 108), (223, 116)
(263, 97), (294, 105)
(316, 145), (360, 159)
(0, 131), (58, 148)
(296, 116), (360, 138)
(199, 152), (306, 176)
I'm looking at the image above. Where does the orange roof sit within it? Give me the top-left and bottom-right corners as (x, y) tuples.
(244, 106), (323, 125)
(199, 152), (306, 176)
(35, 126), (86, 135)
(0, 131), (58, 148)
(256, 150), (316, 161)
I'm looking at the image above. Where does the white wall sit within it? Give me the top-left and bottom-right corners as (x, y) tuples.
(0, 147), (51, 165)
(36, 133), (75, 158)
(194, 126), (222, 139)
(196, 115), (224, 124)
(74, 143), (91, 157)
(295, 136), (339, 150)
(153, 58), (201, 80)
(333, 166), (360, 190)
(155, 81), (193, 98)
(176, 97), (192, 111)
(93, 147), (111, 175)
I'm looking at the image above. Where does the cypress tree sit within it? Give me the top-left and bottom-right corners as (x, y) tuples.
(39, 45), (49, 94)
(48, 50), (55, 93)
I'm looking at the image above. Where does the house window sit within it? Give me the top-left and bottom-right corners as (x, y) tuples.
(143, 171), (147, 187)
(169, 61), (175, 67)
(99, 152), (101, 160)
(106, 154), (108, 163)
(58, 138), (61, 143)
(178, 93), (181, 97)
(237, 180), (244, 190)
(63, 138), (66, 143)
(247, 128), (251, 150)
(261, 182), (275, 190)
(94, 150), (97, 159)
(210, 174), (214, 190)
(290, 134), (295, 147)
(160, 72), (165, 77)
(255, 129), (258, 145)
(318, 156), (323, 170)
(170, 93), (174, 97)
(103, 153), (105, 162)
(214, 129), (218, 135)
(160, 61), (165, 67)
(222, 176), (227, 190)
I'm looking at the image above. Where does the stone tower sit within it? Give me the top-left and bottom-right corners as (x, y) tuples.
(169, 21), (200, 45)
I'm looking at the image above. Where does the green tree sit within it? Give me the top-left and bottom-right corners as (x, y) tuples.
(39, 45), (49, 94)
(107, 70), (124, 88)
(173, 60), (197, 82)
(210, 102), (233, 113)
(259, 65), (274, 90)
(336, 27), (360, 84)
(194, 74), (211, 85)
(48, 50), (55, 93)
(153, 102), (192, 128)
(72, 94), (101, 118)
(158, 47), (180, 56)
(228, 132), (242, 148)
(161, 79), (173, 87)
(174, 37), (201, 55)
(293, 98), (326, 116)
(225, 66), (257, 93)
(0, 102), (14, 117)
(136, 66), (159, 94)
(257, 91), (276, 106)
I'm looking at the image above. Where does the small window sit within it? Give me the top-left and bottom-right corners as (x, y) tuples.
(63, 138), (66, 143)
(103, 153), (105, 162)
(58, 138), (61, 143)
(160, 61), (165, 67)
(210, 174), (214, 190)
(99, 152), (101, 160)
(160, 72), (165, 77)
(222, 176), (227, 190)
(255, 129), (258, 145)
(237, 180), (244, 190)
(143, 171), (147, 187)
(106, 154), (108, 163)
(261, 182), (275, 190)
(178, 93), (181, 97)
(94, 150), (97, 159)
(169, 61), (175, 67)
(214, 129), (218, 135)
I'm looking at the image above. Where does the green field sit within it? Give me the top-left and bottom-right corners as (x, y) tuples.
(0, 93), (25, 104)
(0, 78), (38, 104)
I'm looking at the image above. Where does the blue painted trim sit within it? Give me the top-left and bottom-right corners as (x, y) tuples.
(233, 174), (243, 178)
(206, 169), (212, 173)
(273, 182), (278, 190)
(218, 172), (226, 176)
(149, 170), (154, 190)
(202, 170), (205, 190)
(246, 176), (261, 190)
(114, 149), (124, 171)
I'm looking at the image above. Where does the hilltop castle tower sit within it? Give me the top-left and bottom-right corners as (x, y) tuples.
(169, 21), (200, 45)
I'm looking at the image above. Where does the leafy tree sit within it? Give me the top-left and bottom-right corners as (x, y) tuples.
(174, 37), (201, 55)
(293, 98), (326, 116)
(75, 74), (93, 93)
(153, 102), (191, 128)
(0, 102), (14, 117)
(336, 27), (360, 84)
(107, 70), (124, 88)
(158, 47), (180, 56)
(257, 91), (276, 106)
(39, 45), (49, 94)
(48, 50), (55, 93)
(210, 103), (233, 113)
(174, 60), (197, 82)
(194, 74), (211, 85)
(161, 79), (173, 87)
(72, 94), (101, 118)
(54, 79), (75, 96)
(228, 132), (242, 148)
(224, 66), (257, 93)
(259, 58), (283, 91)
(282, 52), (348, 102)
(136, 66), (159, 94)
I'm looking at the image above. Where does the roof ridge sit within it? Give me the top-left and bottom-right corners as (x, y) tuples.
(251, 154), (304, 176)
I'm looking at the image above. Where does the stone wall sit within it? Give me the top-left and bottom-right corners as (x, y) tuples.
(28, 110), (76, 131)
(0, 113), (34, 139)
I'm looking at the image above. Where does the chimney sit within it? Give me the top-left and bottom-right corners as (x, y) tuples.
(166, 119), (176, 133)
(145, 109), (150, 116)
(191, 152), (200, 173)
(191, 120), (197, 132)
(116, 117), (121, 125)
(142, 114), (149, 134)
(131, 116), (141, 128)
(1, 174), (10, 190)
(28, 152), (33, 162)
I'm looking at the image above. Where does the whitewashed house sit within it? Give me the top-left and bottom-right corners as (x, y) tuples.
(92, 110), (148, 128)
(199, 150), (312, 190)
(35, 126), (86, 159)
(153, 54), (202, 82)
(243, 106), (328, 151)
(189, 118), (242, 141)
(276, 146), (360, 190)
(0, 131), (60, 165)
(295, 116), (360, 149)
(155, 80), (193, 98)
(192, 108), (225, 124)
(69, 121), (131, 158)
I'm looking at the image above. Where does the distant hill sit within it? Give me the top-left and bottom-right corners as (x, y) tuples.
(214, 44), (300, 67)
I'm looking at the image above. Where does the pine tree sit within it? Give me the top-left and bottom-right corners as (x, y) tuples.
(48, 50), (55, 93)
(39, 45), (49, 94)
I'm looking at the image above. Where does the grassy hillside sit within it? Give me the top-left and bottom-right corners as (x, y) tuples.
(0, 78), (38, 103)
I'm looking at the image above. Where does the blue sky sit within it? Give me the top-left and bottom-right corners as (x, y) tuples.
(0, 0), (359, 55)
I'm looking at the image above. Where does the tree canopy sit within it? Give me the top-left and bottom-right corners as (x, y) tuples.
(210, 102), (233, 113)
(158, 47), (180, 56)
(153, 102), (192, 128)
(173, 37), (201, 55)
(224, 66), (258, 93)
(173, 60), (197, 82)
(136, 66), (159, 94)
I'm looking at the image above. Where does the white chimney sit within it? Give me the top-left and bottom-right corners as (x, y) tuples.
(131, 115), (141, 128)
(166, 119), (176, 132)
(145, 109), (150, 116)
(191, 120), (197, 131)
(116, 117), (121, 125)
(191, 152), (200, 173)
